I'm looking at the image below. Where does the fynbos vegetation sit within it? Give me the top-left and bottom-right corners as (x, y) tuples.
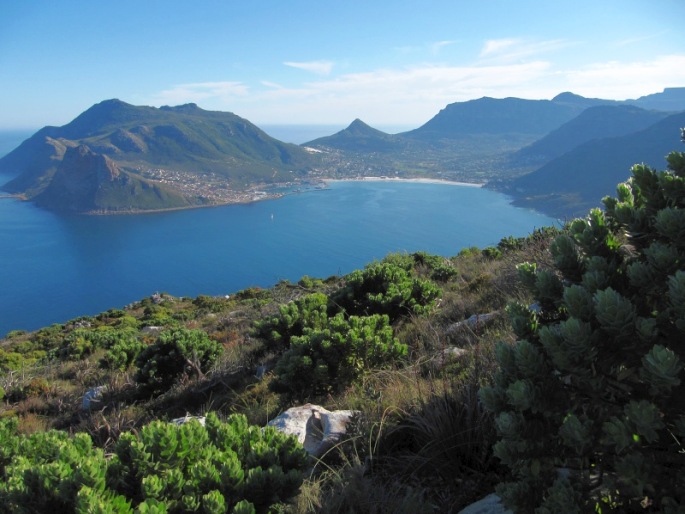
(1, 138), (683, 512)
(481, 133), (685, 512)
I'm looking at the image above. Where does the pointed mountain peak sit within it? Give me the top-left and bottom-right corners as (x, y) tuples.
(342, 118), (387, 137)
(348, 118), (368, 128)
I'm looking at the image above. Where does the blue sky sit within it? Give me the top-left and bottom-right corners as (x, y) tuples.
(1, 0), (684, 130)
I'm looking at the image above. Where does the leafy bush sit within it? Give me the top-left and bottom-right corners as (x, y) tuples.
(412, 251), (458, 281)
(0, 413), (308, 513)
(481, 246), (502, 260)
(193, 295), (231, 314)
(480, 142), (685, 512)
(108, 413), (307, 513)
(101, 337), (146, 371)
(332, 261), (441, 321)
(253, 292), (329, 352)
(0, 418), (108, 513)
(58, 327), (140, 360)
(272, 313), (407, 398)
(134, 329), (223, 393)
(297, 275), (324, 289)
(0, 349), (46, 371)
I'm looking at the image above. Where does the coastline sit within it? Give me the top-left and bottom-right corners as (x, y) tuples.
(13, 176), (485, 216)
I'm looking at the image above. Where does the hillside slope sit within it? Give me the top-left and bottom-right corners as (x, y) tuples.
(511, 104), (668, 167)
(1, 100), (318, 212)
(503, 111), (685, 218)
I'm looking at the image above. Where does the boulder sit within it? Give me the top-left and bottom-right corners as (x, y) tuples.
(267, 404), (360, 458)
(446, 312), (499, 335)
(458, 493), (511, 514)
(431, 346), (469, 369)
(141, 326), (163, 335)
(82, 385), (107, 411)
(170, 414), (206, 426)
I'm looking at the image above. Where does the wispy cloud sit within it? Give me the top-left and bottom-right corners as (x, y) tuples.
(151, 81), (248, 105)
(283, 60), (334, 75)
(561, 55), (685, 99)
(431, 40), (456, 55)
(480, 38), (520, 58)
(479, 38), (572, 62)
(245, 61), (553, 124)
(145, 52), (685, 125)
(261, 80), (284, 89)
(612, 30), (669, 48)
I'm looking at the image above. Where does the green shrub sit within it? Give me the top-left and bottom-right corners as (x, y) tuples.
(0, 413), (308, 513)
(57, 327), (140, 360)
(481, 246), (502, 260)
(297, 275), (323, 289)
(0, 420), (107, 513)
(412, 251), (458, 281)
(0, 349), (46, 372)
(4, 330), (27, 339)
(480, 142), (685, 513)
(253, 292), (329, 352)
(108, 413), (307, 513)
(134, 329), (223, 393)
(193, 295), (231, 314)
(271, 313), (407, 398)
(332, 261), (441, 321)
(101, 337), (146, 371)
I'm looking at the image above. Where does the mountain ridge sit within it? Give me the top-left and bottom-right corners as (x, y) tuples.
(502, 110), (685, 217)
(1, 100), (319, 213)
(3, 88), (685, 215)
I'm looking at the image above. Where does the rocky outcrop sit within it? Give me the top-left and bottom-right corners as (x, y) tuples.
(267, 404), (360, 458)
(32, 144), (190, 213)
(457, 493), (511, 514)
(170, 414), (206, 426)
(34, 145), (121, 212)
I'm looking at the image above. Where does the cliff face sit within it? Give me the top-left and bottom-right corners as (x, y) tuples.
(34, 145), (191, 213)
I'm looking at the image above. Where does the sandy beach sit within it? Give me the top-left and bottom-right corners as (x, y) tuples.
(323, 176), (484, 188)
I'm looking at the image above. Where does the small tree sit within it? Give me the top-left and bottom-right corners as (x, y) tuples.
(271, 313), (407, 398)
(332, 261), (441, 321)
(134, 329), (222, 393)
(481, 136), (685, 513)
(252, 292), (329, 352)
(0, 414), (308, 513)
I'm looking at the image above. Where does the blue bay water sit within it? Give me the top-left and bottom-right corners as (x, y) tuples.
(0, 181), (556, 335)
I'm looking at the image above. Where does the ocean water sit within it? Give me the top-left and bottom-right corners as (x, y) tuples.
(0, 180), (556, 335)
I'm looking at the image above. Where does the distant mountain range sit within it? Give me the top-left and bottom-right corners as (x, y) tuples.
(502, 110), (685, 218)
(2, 88), (685, 215)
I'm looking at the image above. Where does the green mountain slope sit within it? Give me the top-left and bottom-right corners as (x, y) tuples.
(304, 118), (406, 152)
(511, 104), (669, 167)
(1, 100), (319, 212)
(33, 145), (194, 213)
(504, 111), (685, 218)
(403, 96), (593, 139)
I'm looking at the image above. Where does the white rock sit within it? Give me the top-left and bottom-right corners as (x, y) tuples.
(141, 326), (163, 335)
(267, 404), (360, 458)
(432, 346), (469, 369)
(82, 385), (107, 411)
(170, 414), (206, 426)
(458, 493), (511, 514)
